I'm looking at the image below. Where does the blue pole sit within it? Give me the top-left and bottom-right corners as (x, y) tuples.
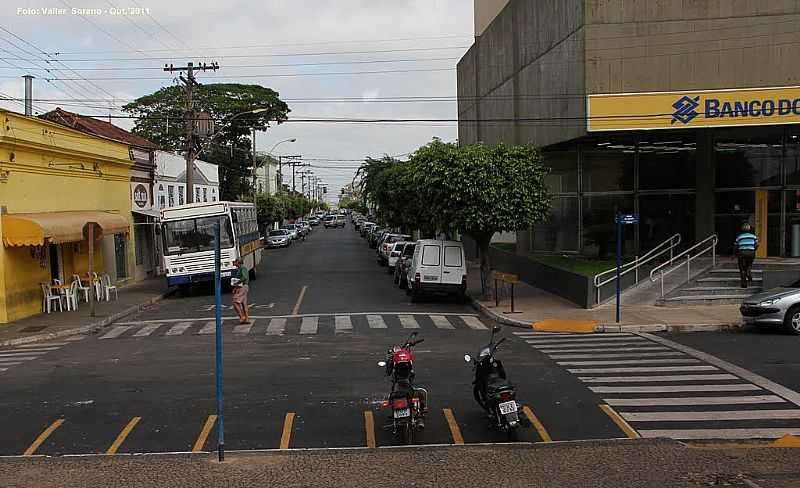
(616, 212), (622, 324)
(214, 220), (225, 462)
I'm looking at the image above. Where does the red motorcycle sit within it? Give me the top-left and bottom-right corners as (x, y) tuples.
(377, 332), (428, 445)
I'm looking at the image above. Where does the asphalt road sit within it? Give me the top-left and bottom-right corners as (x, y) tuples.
(2, 220), (800, 458)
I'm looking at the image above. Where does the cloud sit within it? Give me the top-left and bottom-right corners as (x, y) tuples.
(0, 0), (473, 202)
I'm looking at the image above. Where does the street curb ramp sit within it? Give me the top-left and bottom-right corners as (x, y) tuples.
(0, 288), (177, 348)
(468, 295), (741, 334)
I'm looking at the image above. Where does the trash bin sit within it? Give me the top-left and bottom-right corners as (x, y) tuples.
(792, 221), (800, 257)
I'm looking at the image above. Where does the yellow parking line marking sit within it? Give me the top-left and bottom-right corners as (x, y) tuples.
(107, 416), (141, 455)
(280, 412), (295, 449)
(364, 411), (376, 448)
(600, 404), (640, 439)
(23, 419), (64, 456)
(442, 408), (464, 445)
(192, 415), (217, 453)
(292, 286), (307, 315)
(522, 406), (552, 442)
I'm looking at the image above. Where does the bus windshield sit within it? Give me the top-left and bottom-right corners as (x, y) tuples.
(163, 216), (234, 255)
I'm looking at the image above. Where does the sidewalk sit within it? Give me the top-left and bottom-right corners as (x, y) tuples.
(0, 278), (173, 347)
(466, 264), (742, 333)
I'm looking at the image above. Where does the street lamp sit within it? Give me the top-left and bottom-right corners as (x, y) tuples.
(260, 138), (296, 197)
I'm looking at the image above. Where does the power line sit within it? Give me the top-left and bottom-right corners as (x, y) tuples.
(33, 67), (454, 81)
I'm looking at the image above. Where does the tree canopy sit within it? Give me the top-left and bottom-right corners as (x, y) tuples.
(356, 139), (551, 297)
(123, 83), (290, 200)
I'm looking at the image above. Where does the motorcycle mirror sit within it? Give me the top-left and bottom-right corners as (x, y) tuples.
(377, 361), (387, 367)
(464, 354), (471, 363)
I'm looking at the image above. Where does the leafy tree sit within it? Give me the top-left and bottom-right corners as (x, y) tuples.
(123, 83), (290, 201)
(256, 193), (285, 233)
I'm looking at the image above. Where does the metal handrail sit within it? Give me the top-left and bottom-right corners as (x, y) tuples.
(593, 233), (682, 304)
(649, 234), (718, 297)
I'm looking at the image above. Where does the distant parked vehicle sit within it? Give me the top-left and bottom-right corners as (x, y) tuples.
(378, 234), (413, 265)
(361, 222), (376, 237)
(405, 240), (467, 302)
(280, 225), (298, 241)
(265, 229), (291, 248)
(309, 217), (320, 226)
(740, 281), (800, 334)
(387, 241), (408, 272)
(394, 242), (416, 288)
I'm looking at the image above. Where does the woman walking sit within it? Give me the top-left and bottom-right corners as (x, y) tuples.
(231, 258), (251, 324)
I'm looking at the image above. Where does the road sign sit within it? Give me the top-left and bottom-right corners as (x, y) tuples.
(615, 214), (639, 225)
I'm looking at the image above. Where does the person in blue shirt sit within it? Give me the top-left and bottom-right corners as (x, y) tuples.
(734, 223), (758, 288)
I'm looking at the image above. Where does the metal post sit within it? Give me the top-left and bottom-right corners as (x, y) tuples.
(616, 212), (622, 323)
(634, 255), (639, 284)
(510, 282), (515, 313)
(214, 221), (225, 462)
(87, 223), (95, 317)
(494, 278), (499, 308)
(660, 270), (665, 297)
(687, 255), (691, 282)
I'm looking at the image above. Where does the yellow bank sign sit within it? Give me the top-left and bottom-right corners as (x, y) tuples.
(587, 86), (800, 132)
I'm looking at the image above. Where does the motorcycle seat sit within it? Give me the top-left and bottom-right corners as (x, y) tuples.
(392, 379), (413, 397)
(487, 378), (513, 393)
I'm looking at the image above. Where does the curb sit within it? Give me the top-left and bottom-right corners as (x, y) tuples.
(468, 295), (742, 334)
(0, 288), (176, 348)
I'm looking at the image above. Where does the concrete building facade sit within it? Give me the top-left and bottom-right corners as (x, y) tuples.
(458, 0), (800, 258)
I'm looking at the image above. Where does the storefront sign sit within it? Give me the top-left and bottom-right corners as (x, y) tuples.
(130, 182), (151, 210)
(587, 86), (800, 131)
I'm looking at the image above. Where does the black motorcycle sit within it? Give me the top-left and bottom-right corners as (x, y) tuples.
(465, 325), (522, 439)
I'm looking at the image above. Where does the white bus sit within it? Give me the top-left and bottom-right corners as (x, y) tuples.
(160, 201), (263, 287)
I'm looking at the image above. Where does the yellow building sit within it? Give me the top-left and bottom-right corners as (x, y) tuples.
(0, 109), (134, 324)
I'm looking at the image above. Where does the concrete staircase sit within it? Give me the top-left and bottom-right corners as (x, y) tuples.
(657, 261), (762, 306)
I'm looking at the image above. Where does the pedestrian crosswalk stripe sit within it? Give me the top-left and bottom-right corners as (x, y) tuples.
(590, 384), (761, 394)
(549, 351), (685, 360)
(517, 332), (632, 338)
(533, 341), (651, 349)
(0, 347), (59, 354)
(0, 368), (6, 372)
(367, 315), (387, 329)
(0, 362), (22, 367)
(99, 326), (133, 340)
(544, 346), (670, 354)
(557, 358), (700, 366)
(166, 322), (192, 336)
(335, 315), (353, 333)
(578, 374), (738, 383)
(0, 352), (44, 359)
(399, 315), (419, 329)
(461, 315), (487, 330)
(300, 316), (318, 334)
(620, 409), (800, 422)
(64, 335), (85, 341)
(16, 342), (68, 348)
(233, 321), (254, 334)
(637, 428), (800, 440)
(568, 365), (718, 374)
(430, 315), (454, 329)
(266, 318), (286, 335)
(604, 395), (786, 407)
(0, 357), (37, 363)
(133, 323), (161, 337)
(198, 321), (216, 335)
(527, 337), (649, 345)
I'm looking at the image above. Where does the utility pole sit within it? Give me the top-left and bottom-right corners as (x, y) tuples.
(291, 160), (310, 194)
(251, 127), (257, 203)
(163, 61), (219, 204)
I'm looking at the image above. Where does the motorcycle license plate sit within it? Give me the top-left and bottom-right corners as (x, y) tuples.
(393, 408), (411, 419)
(498, 401), (517, 415)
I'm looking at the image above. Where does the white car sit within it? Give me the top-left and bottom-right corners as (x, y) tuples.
(405, 240), (467, 302)
(387, 241), (407, 271)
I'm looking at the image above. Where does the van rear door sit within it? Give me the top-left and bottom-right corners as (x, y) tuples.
(418, 242), (442, 284)
(441, 243), (465, 285)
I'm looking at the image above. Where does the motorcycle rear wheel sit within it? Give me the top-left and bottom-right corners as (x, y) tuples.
(399, 421), (413, 445)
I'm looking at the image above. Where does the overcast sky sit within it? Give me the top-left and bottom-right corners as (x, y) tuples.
(0, 0), (473, 203)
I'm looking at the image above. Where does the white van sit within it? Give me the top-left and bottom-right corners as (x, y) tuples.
(405, 239), (467, 302)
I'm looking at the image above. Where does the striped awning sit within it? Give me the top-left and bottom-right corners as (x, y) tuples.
(2, 211), (129, 247)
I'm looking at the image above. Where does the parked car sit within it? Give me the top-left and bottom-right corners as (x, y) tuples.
(740, 281), (800, 334)
(309, 217), (320, 226)
(280, 225), (298, 240)
(369, 228), (390, 248)
(361, 222), (376, 237)
(394, 242), (416, 288)
(405, 240), (467, 302)
(387, 241), (408, 272)
(265, 229), (292, 248)
(378, 234), (412, 265)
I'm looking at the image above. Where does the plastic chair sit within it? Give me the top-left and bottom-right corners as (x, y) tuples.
(102, 274), (118, 301)
(72, 274), (90, 303)
(41, 283), (63, 313)
(64, 279), (79, 311)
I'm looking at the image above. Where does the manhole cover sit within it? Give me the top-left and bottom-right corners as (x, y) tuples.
(19, 326), (47, 333)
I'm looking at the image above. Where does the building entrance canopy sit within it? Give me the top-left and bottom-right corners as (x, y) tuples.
(2, 210), (129, 247)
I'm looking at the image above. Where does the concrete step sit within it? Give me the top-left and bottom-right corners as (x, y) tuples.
(696, 276), (763, 284)
(678, 286), (761, 296)
(711, 268), (763, 275)
(658, 294), (752, 306)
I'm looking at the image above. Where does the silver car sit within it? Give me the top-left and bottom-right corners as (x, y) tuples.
(740, 282), (800, 334)
(265, 229), (291, 248)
